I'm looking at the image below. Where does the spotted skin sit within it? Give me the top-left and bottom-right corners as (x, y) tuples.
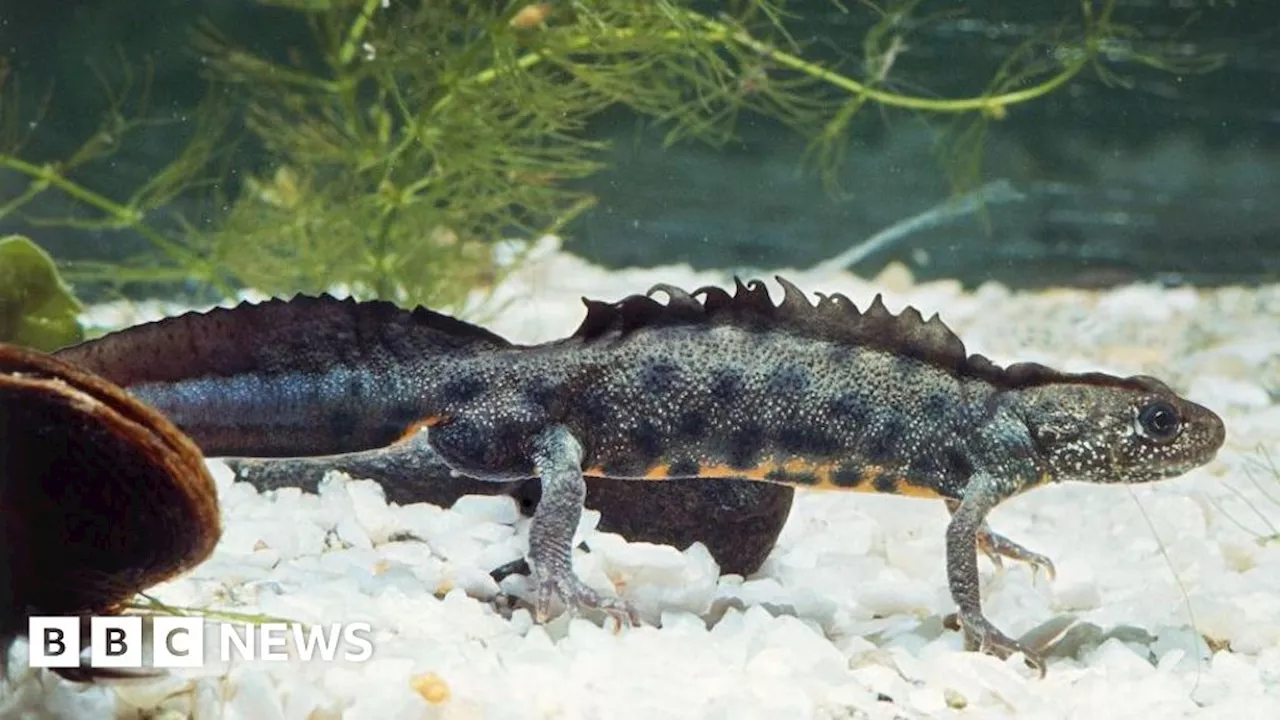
(53, 277), (1226, 676)
(426, 328), (986, 498)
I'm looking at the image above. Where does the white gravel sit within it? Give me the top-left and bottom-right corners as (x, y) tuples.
(4, 236), (1278, 719)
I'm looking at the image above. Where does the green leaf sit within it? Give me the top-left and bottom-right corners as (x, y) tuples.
(0, 235), (85, 350)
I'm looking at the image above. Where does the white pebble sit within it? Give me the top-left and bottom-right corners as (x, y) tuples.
(450, 494), (520, 524)
(1090, 637), (1156, 678)
(225, 667), (285, 720)
(341, 477), (397, 544)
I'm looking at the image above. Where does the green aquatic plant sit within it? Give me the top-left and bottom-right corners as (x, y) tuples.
(182, 0), (867, 307)
(0, 234), (84, 350)
(797, 0), (1226, 192)
(0, 0), (1226, 309)
(0, 55), (234, 295)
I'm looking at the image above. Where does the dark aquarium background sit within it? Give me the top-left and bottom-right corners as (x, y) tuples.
(1, 0), (1277, 315)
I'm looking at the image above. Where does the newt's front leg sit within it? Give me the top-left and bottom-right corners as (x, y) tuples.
(528, 425), (639, 626)
(946, 471), (1047, 676)
(944, 498), (1056, 581)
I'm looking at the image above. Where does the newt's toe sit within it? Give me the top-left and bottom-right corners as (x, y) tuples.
(976, 528), (1056, 583)
(533, 571), (638, 629)
(957, 611), (1048, 678)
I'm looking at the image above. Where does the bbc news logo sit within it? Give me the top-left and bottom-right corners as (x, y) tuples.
(28, 617), (374, 669)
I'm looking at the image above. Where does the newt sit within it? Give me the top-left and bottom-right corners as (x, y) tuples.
(53, 276), (1225, 674)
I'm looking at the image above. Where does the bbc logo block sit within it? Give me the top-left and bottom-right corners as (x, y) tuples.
(91, 616), (142, 668)
(28, 616), (374, 669)
(27, 617), (81, 669)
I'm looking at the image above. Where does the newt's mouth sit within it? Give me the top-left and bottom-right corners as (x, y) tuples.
(1182, 401), (1226, 466)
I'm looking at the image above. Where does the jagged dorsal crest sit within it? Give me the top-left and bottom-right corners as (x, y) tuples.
(571, 276), (971, 370)
(568, 276), (1112, 388)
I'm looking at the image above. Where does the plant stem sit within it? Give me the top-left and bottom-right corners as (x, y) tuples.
(0, 155), (192, 264)
(427, 6), (1095, 121)
(369, 204), (399, 298)
(338, 0), (385, 67)
(686, 11), (1091, 115)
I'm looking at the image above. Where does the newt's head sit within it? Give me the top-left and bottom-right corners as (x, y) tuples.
(1013, 374), (1225, 484)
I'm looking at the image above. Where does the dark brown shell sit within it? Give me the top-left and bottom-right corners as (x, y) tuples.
(0, 343), (221, 681)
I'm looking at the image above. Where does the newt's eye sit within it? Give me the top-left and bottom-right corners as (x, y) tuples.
(1136, 401), (1181, 442)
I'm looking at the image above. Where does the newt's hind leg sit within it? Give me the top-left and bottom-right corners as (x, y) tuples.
(945, 499), (1056, 582)
(946, 472), (1048, 676)
(529, 425), (639, 626)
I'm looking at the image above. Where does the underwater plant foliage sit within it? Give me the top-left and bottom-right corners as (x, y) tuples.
(183, 0), (864, 309)
(0, 235), (84, 351)
(0, 1), (1223, 311)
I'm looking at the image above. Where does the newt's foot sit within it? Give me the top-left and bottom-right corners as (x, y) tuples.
(533, 568), (639, 630)
(976, 527), (1056, 582)
(952, 611), (1047, 677)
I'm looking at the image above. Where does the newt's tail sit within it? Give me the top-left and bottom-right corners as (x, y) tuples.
(53, 294), (511, 457)
(55, 294), (510, 386)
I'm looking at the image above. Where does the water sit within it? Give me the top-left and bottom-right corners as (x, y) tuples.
(2, 3), (1279, 718)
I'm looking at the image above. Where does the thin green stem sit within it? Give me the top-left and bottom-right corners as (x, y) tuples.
(429, 50), (548, 115)
(338, 0), (385, 67)
(427, 7), (1094, 122)
(129, 593), (298, 625)
(369, 204), (399, 297)
(0, 155), (202, 272)
(0, 174), (46, 217)
(687, 11), (1091, 114)
(1, 156), (134, 222)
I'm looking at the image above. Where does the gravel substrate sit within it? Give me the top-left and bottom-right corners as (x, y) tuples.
(3, 237), (1278, 719)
